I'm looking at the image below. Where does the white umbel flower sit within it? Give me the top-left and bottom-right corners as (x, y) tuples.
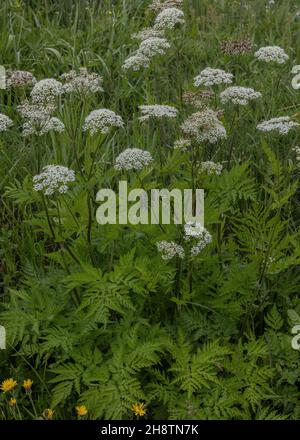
(257, 116), (299, 135)
(254, 46), (289, 64)
(18, 102), (63, 136)
(194, 68), (233, 87)
(138, 37), (171, 58)
(30, 78), (64, 104)
(156, 241), (185, 260)
(154, 8), (185, 30)
(200, 161), (223, 175)
(180, 109), (227, 144)
(220, 86), (262, 105)
(83, 109), (124, 135)
(0, 113), (13, 132)
(184, 221), (205, 237)
(174, 138), (191, 151)
(138, 104), (178, 121)
(17, 102), (56, 122)
(33, 165), (75, 196)
(115, 148), (153, 171)
(122, 53), (151, 71)
(61, 68), (103, 94)
(23, 117), (65, 137)
(292, 146), (300, 162)
(184, 222), (212, 257)
(6, 70), (36, 88)
(131, 27), (164, 41)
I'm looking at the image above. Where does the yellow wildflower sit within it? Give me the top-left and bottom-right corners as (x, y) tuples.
(43, 408), (55, 420)
(131, 402), (147, 417)
(0, 378), (17, 393)
(23, 379), (33, 392)
(75, 405), (88, 417)
(8, 397), (17, 407)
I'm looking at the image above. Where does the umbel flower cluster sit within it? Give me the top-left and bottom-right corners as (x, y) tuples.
(30, 78), (64, 104)
(131, 28), (164, 41)
(33, 165), (75, 196)
(180, 108), (227, 144)
(194, 67), (233, 87)
(156, 241), (185, 260)
(17, 102), (64, 137)
(257, 116), (299, 135)
(220, 86), (262, 105)
(83, 109), (124, 135)
(6, 69), (124, 138)
(23, 117), (65, 137)
(138, 37), (171, 58)
(115, 148), (153, 171)
(138, 104), (178, 121)
(6, 70), (37, 88)
(200, 161), (223, 175)
(60, 68), (103, 95)
(173, 138), (191, 151)
(293, 146), (300, 163)
(220, 38), (252, 55)
(182, 90), (214, 108)
(156, 222), (212, 260)
(254, 45), (289, 64)
(123, 6), (184, 71)
(153, 7), (185, 30)
(0, 113), (13, 132)
(17, 77), (65, 136)
(184, 222), (212, 257)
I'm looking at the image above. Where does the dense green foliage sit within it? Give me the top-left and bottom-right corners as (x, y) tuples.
(0, 0), (300, 420)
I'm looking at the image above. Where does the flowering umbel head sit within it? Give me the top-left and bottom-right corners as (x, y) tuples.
(0, 378), (18, 393)
(220, 86), (262, 106)
(184, 222), (212, 257)
(156, 241), (185, 260)
(220, 38), (252, 55)
(131, 27), (164, 41)
(131, 402), (147, 417)
(257, 116), (299, 135)
(180, 108), (227, 144)
(115, 148), (153, 171)
(254, 46), (289, 64)
(153, 7), (185, 30)
(6, 70), (36, 88)
(138, 104), (178, 121)
(138, 37), (171, 58)
(200, 161), (223, 176)
(194, 68), (233, 87)
(33, 165), (75, 196)
(61, 68), (103, 95)
(182, 91), (214, 108)
(0, 113), (13, 132)
(83, 108), (124, 135)
(122, 53), (151, 71)
(17, 101), (63, 137)
(30, 78), (64, 104)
